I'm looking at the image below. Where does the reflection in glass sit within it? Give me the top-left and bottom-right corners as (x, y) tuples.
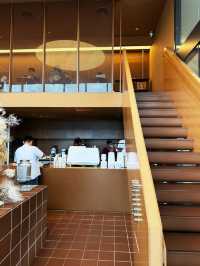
(127, 50), (150, 91)
(185, 44), (200, 77)
(180, 0), (200, 44)
(79, 0), (113, 92)
(12, 3), (43, 92)
(0, 4), (10, 92)
(45, 1), (77, 92)
(175, 0), (200, 46)
(127, 50), (149, 79)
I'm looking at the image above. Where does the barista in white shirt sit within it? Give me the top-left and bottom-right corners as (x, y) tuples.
(14, 136), (44, 185)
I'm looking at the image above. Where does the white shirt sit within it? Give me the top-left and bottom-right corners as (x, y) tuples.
(14, 144), (43, 180)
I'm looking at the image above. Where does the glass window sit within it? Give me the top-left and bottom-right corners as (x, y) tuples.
(79, 0), (113, 92)
(0, 4), (11, 92)
(185, 44), (200, 77)
(176, 0), (200, 46)
(127, 50), (150, 91)
(12, 3), (43, 92)
(127, 50), (149, 79)
(45, 0), (77, 92)
(0, 0), (120, 94)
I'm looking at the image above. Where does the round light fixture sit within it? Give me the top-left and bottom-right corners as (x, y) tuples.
(36, 40), (105, 72)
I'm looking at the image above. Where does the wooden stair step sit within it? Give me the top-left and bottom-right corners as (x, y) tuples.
(160, 205), (200, 232)
(145, 139), (193, 150)
(165, 232), (200, 252)
(152, 167), (200, 182)
(138, 102), (175, 109)
(166, 233), (200, 266)
(136, 95), (172, 102)
(156, 183), (200, 204)
(141, 118), (182, 127)
(139, 109), (179, 118)
(148, 152), (200, 164)
(143, 127), (188, 138)
(167, 251), (200, 266)
(136, 92), (169, 96)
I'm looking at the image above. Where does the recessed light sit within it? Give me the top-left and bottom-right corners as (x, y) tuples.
(135, 27), (140, 31)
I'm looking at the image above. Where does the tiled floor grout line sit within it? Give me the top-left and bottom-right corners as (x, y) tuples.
(124, 215), (133, 266)
(43, 212), (82, 265)
(44, 212), (65, 266)
(60, 211), (74, 266)
(34, 212), (136, 266)
(96, 214), (104, 266)
(80, 213), (95, 265)
(63, 212), (82, 265)
(133, 231), (139, 254)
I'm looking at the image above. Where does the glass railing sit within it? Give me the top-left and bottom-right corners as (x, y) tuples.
(0, 83), (113, 93)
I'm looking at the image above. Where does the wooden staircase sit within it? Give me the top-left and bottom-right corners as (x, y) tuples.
(136, 91), (200, 266)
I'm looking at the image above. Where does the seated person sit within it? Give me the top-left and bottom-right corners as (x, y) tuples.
(102, 140), (116, 158)
(0, 74), (8, 89)
(26, 68), (40, 84)
(63, 72), (73, 84)
(48, 67), (72, 84)
(73, 137), (83, 146)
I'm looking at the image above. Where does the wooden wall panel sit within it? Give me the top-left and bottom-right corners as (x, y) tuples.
(0, 93), (123, 108)
(150, 0), (174, 91)
(149, 0), (200, 152)
(164, 49), (200, 151)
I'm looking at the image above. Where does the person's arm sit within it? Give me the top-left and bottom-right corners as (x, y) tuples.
(34, 147), (44, 159)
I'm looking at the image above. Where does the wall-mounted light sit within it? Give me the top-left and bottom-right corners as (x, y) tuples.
(149, 30), (154, 38)
(0, 45), (151, 54)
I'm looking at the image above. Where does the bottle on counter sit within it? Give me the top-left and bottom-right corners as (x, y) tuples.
(116, 152), (125, 168)
(100, 154), (107, 169)
(108, 152), (115, 169)
(53, 154), (58, 168)
(53, 154), (66, 168)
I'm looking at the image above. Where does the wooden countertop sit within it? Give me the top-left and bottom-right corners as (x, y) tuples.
(0, 185), (47, 217)
(42, 166), (129, 171)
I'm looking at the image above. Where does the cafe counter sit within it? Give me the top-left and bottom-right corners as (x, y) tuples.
(0, 185), (47, 266)
(41, 166), (132, 213)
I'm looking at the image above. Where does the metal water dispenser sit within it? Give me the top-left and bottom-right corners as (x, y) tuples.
(17, 160), (32, 182)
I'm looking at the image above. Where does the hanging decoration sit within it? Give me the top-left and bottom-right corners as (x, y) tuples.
(0, 109), (23, 206)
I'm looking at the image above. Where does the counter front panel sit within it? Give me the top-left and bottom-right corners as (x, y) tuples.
(42, 167), (129, 213)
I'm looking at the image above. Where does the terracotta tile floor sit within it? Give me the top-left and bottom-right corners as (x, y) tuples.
(32, 211), (136, 266)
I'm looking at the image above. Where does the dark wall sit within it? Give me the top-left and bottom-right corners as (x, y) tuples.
(11, 118), (124, 155)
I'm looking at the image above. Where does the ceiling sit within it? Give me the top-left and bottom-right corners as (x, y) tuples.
(0, 0), (165, 45)
(122, 0), (165, 37)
